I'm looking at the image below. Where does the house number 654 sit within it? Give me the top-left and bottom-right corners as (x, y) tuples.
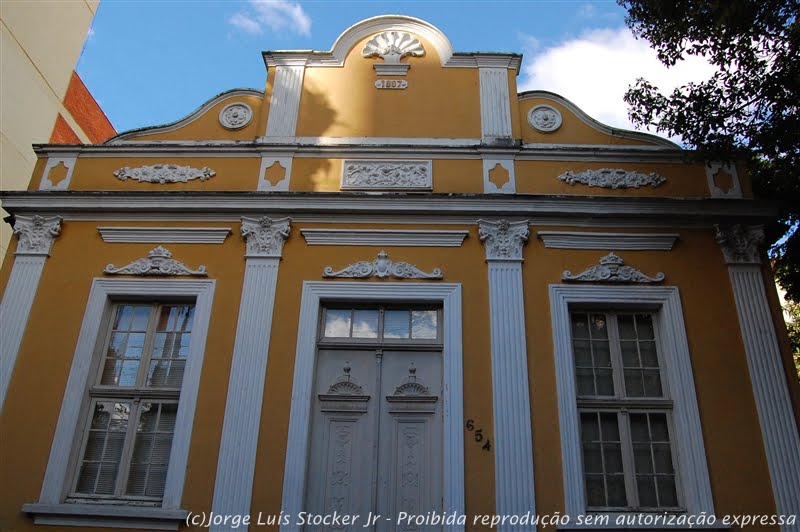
(465, 419), (492, 452)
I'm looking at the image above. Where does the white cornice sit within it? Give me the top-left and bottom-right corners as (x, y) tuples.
(537, 231), (679, 250)
(0, 193), (777, 222)
(97, 227), (231, 243)
(300, 228), (468, 246)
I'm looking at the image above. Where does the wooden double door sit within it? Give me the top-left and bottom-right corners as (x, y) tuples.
(305, 347), (443, 531)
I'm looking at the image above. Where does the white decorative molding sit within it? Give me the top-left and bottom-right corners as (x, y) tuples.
(341, 160), (432, 190)
(362, 31), (424, 76)
(258, 155), (293, 191)
(281, 282), (464, 532)
(549, 284), (715, 516)
(218, 102), (253, 130)
(240, 216), (291, 258)
(211, 255), (283, 531)
(113, 164), (215, 184)
(104, 246), (207, 277)
(0, 255), (46, 411)
(706, 161), (742, 199)
(477, 219), (529, 261)
(0, 215), (62, 410)
(483, 158), (516, 194)
(301, 228), (468, 247)
(559, 168), (666, 188)
(528, 104), (562, 133)
(97, 226), (231, 244)
(12, 215), (61, 255)
(34, 278), (215, 515)
(715, 224), (764, 265)
(40, 156), (76, 191)
(323, 250), (442, 279)
(562, 252), (664, 283)
(538, 231), (679, 250)
(481, 228), (536, 530)
(479, 67), (513, 141)
(265, 65), (305, 137)
(727, 265), (800, 530)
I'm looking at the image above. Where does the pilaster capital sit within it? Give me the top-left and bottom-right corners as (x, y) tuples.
(714, 224), (764, 265)
(241, 216), (291, 258)
(13, 215), (62, 256)
(478, 219), (529, 261)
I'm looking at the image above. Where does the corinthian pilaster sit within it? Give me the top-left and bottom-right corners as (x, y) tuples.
(478, 219), (536, 531)
(0, 215), (62, 412)
(716, 224), (800, 531)
(211, 217), (291, 530)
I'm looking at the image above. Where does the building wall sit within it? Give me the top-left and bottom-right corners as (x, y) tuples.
(1, 15), (798, 532)
(0, 0), (113, 257)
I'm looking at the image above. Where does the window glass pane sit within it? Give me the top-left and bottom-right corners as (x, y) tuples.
(589, 314), (608, 339)
(637, 476), (658, 507)
(582, 442), (603, 473)
(620, 341), (640, 367)
(595, 369), (614, 396)
(639, 340), (659, 367)
(599, 413), (620, 441)
(76, 401), (129, 495)
(603, 443), (623, 473)
(585, 475), (606, 507)
(592, 341), (611, 367)
(624, 369), (645, 397)
(653, 444), (674, 474)
(131, 306), (152, 331)
(351, 309), (378, 338)
(572, 339), (592, 366)
(657, 476), (679, 506)
(634, 443), (654, 474)
(158, 305), (194, 333)
(384, 310), (410, 339)
(618, 314), (636, 340)
(629, 413), (650, 442)
(324, 309), (351, 337)
(636, 314), (655, 339)
(126, 402), (176, 498)
(571, 313), (589, 339)
(411, 310), (437, 339)
(147, 306), (194, 388)
(576, 368), (595, 396)
(580, 413), (599, 441)
(606, 475), (627, 506)
(643, 369), (663, 397)
(649, 413), (670, 441)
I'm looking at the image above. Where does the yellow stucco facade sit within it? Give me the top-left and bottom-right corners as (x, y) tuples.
(1, 15), (798, 532)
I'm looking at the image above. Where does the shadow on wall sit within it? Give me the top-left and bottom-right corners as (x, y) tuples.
(301, 79), (341, 192)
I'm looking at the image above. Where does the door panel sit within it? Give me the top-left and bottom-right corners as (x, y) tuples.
(306, 349), (442, 531)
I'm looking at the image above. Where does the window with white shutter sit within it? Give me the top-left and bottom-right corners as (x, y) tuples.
(70, 303), (194, 503)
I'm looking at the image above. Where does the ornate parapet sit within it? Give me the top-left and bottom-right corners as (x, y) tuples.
(241, 216), (291, 258)
(715, 224), (764, 265)
(13, 215), (62, 256)
(477, 219), (530, 261)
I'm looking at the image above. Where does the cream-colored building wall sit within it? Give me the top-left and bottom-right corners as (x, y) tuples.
(0, 0), (98, 256)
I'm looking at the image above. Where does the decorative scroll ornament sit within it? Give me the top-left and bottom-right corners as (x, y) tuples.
(528, 105), (563, 133)
(219, 102), (253, 130)
(714, 224), (764, 265)
(558, 168), (666, 189)
(240, 216), (291, 258)
(362, 32), (425, 76)
(323, 250), (442, 279)
(104, 246), (207, 276)
(342, 160), (432, 190)
(13, 215), (62, 255)
(478, 219), (530, 261)
(114, 164), (215, 184)
(562, 252), (664, 283)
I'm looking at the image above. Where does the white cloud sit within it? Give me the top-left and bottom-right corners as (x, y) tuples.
(228, 0), (311, 37)
(518, 27), (717, 137)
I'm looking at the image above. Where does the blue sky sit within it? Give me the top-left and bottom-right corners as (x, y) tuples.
(77, 1), (713, 138)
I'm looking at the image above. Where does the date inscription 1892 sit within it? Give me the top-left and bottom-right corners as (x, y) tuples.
(465, 418), (492, 452)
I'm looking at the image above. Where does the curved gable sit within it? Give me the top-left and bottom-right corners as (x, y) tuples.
(518, 90), (679, 148)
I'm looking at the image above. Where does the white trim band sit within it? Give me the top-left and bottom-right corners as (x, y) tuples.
(97, 227), (232, 243)
(537, 231), (679, 250)
(300, 229), (469, 246)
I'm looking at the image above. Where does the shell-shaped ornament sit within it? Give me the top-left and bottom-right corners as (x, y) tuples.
(362, 31), (425, 63)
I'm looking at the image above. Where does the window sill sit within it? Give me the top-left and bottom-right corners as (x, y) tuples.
(22, 502), (189, 530)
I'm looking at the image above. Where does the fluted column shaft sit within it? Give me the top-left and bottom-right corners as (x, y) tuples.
(211, 217), (290, 531)
(479, 219), (536, 531)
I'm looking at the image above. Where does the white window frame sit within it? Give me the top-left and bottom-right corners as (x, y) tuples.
(23, 278), (215, 530)
(549, 285), (715, 520)
(281, 281), (465, 532)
